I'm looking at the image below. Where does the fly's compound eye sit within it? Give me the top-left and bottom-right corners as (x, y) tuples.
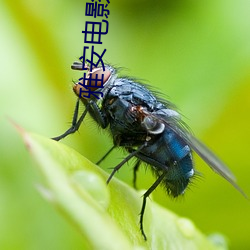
(72, 62), (111, 99)
(89, 67), (111, 88)
(142, 116), (165, 134)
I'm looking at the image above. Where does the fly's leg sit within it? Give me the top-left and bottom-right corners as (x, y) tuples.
(52, 99), (88, 141)
(88, 100), (107, 129)
(96, 146), (116, 165)
(107, 144), (146, 184)
(133, 160), (141, 189)
(52, 99), (107, 141)
(140, 172), (166, 240)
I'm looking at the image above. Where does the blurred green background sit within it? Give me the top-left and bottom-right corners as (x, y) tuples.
(1, 0), (250, 249)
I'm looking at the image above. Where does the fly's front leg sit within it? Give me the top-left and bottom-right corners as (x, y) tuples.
(88, 100), (107, 129)
(52, 99), (107, 141)
(52, 99), (88, 141)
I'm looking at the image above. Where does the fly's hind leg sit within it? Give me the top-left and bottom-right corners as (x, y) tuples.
(140, 172), (166, 240)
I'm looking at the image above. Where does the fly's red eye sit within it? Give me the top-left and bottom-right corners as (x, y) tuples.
(71, 61), (111, 88)
(72, 63), (111, 100)
(88, 67), (111, 88)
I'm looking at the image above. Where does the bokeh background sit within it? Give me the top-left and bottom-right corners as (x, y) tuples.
(1, 0), (250, 249)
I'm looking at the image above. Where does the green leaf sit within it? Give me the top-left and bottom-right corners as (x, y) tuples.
(19, 127), (226, 250)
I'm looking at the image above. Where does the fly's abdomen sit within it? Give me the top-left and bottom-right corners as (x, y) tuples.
(137, 128), (194, 197)
(163, 129), (194, 196)
(164, 153), (193, 197)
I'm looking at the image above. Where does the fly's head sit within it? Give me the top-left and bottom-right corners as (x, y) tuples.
(71, 61), (116, 103)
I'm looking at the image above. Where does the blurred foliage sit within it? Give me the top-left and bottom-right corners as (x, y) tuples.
(17, 129), (225, 250)
(0, 0), (250, 249)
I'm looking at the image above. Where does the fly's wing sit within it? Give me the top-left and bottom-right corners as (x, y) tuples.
(182, 132), (248, 197)
(152, 110), (247, 198)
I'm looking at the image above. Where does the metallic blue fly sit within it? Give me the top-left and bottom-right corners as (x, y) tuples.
(52, 62), (246, 240)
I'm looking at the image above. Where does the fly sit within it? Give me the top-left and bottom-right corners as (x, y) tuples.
(52, 61), (247, 240)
